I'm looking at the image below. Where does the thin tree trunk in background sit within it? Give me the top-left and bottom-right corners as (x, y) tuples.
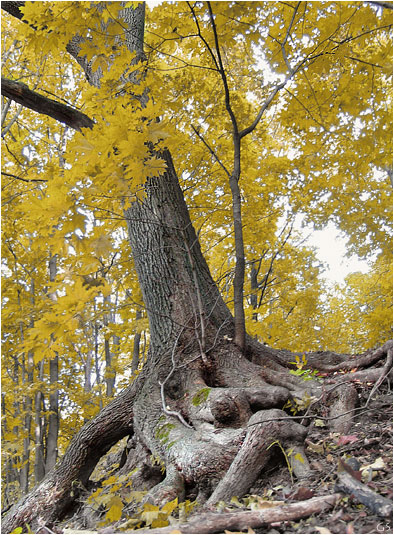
(45, 255), (59, 472)
(104, 339), (114, 396)
(93, 314), (103, 411)
(110, 292), (120, 394)
(20, 350), (34, 494)
(250, 260), (259, 322)
(84, 350), (93, 424)
(19, 278), (35, 494)
(104, 295), (116, 397)
(85, 350), (92, 394)
(2, 394), (20, 506)
(45, 356), (59, 472)
(12, 357), (22, 491)
(34, 361), (45, 484)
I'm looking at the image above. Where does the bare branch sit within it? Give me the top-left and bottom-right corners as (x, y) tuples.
(191, 125), (231, 177)
(1, 103), (23, 137)
(281, 1), (301, 72)
(1, 171), (48, 183)
(1, 98), (12, 126)
(187, 2), (220, 72)
(1, 77), (94, 131)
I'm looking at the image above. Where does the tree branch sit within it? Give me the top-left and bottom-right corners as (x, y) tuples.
(1, 1), (26, 22)
(207, 2), (239, 135)
(134, 494), (342, 534)
(1, 77), (94, 132)
(191, 125), (231, 177)
(1, 171), (47, 183)
(281, 2), (301, 72)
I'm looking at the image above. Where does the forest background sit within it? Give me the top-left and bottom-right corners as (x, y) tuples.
(1, 0), (392, 517)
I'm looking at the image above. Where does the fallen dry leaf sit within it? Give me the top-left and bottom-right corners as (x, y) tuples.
(289, 487), (315, 501)
(315, 527), (332, 534)
(337, 435), (359, 446)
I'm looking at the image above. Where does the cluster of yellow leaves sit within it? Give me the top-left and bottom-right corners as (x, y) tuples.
(88, 469), (196, 529)
(319, 255), (393, 353)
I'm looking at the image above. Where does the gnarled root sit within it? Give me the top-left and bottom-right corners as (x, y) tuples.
(207, 409), (311, 505)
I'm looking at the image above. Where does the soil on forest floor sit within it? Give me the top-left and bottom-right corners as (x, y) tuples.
(244, 385), (393, 535)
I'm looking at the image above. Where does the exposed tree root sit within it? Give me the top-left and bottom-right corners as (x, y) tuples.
(207, 409), (310, 505)
(328, 383), (358, 433)
(3, 339), (392, 534)
(250, 338), (393, 374)
(1, 381), (138, 533)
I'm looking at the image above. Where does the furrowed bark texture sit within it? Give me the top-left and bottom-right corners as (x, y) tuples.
(124, 149), (233, 356)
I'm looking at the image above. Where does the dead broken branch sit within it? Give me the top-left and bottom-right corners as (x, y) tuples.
(126, 494), (341, 534)
(336, 461), (393, 518)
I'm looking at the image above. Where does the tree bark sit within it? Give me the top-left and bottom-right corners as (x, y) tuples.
(1, 77), (94, 131)
(124, 149), (233, 356)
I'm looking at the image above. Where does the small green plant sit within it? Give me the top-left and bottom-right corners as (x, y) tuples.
(192, 387), (211, 406)
(289, 354), (322, 382)
(155, 421), (177, 451)
(155, 421), (175, 442)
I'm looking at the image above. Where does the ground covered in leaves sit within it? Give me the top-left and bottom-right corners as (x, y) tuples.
(244, 384), (393, 535)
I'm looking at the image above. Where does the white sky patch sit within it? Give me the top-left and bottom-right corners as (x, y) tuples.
(305, 223), (370, 285)
(146, 0), (164, 8)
